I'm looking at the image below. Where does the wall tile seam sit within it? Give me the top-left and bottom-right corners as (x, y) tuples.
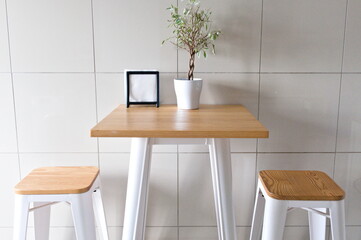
(332, 0), (349, 179)
(5, 72), (361, 74)
(11, 151), (361, 154)
(1, 225), (360, 228)
(4, 0), (22, 180)
(89, 0), (101, 168)
(17, 224), (358, 228)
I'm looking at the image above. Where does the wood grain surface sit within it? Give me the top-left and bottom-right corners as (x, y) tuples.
(259, 170), (345, 201)
(91, 105), (269, 138)
(14, 166), (99, 195)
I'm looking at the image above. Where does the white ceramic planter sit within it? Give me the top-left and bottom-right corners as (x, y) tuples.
(174, 78), (203, 109)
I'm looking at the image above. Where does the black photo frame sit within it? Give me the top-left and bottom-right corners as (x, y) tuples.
(125, 70), (160, 108)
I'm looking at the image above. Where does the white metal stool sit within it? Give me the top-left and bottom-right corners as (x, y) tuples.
(250, 170), (346, 240)
(13, 166), (109, 240)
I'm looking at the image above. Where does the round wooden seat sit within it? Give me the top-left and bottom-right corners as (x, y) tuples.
(14, 166), (99, 195)
(259, 170), (345, 201)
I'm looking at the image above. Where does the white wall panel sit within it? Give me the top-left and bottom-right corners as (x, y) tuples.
(334, 153), (361, 226)
(337, 75), (361, 152)
(0, 74), (17, 152)
(261, 0), (346, 72)
(100, 153), (177, 227)
(0, 0), (10, 72)
(7, 0), (94, 72)
(343, 0), (361, 72)
(93, 0), (176, 72)
(14, 74), (97, 152)
(259, 74), (339, 152)
(0, 154), (19, 226)
(178, 0), (262, 73)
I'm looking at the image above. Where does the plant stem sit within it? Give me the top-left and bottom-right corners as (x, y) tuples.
(188, 51), (195, 80)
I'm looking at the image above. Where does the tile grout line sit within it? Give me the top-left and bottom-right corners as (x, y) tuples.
(4, 0), (22, 179)
(255, 0), (264, 185)
(177, 144), (180, 240)
(11, 151), (361, 154)
(6, 71), (361, 74)
(332, 0), (349, 180)
(176, 0), (179, 79)
(176, 1), (179, 239)
(0, 224), (360, 228)
(90, 0), (101, 167)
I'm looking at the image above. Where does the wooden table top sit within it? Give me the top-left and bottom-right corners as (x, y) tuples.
(91, 105), (269, 138)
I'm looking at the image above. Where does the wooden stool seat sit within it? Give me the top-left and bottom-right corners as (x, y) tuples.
(13, 166), (108, 240)
(259, 170), (345, 201)
(14, 166), (99, 195)
(250, 170), (346, 240)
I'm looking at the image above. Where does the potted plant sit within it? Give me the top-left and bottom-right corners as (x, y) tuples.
(163, 0), (221, 109)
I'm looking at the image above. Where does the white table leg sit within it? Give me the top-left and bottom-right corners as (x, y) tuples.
(122, 138), (153, 240)
(208, 138), (237, 240)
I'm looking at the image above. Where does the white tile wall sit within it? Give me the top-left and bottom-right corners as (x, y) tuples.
(7, 0), (94, 72)
(99, 153), (177, 227)
(105, 227), (178, 240)
(346, 227), (361, 240)
(179, 153), (216, 226)
(283, 227), (330, 240)
(0, 74), (17, 152)
(13, 74), (98, 153)
(99, 153), (129, 227)
(334, 153), (361, 226)
(0, 0), (10, 72)
(337, 75), (361, 152)
(0, 228), (13, 239)
(261, 0), (346, 72)
(259, 74), (340, 152)
(343, 0), (361, 72)
(179, 153), (257, 226)
(2, 0), (361, 239)
(179, 227), (252, 240)
(93, 0), (177, 72)
(0, 154), (20, 227)
(178, 0), (262, 73)
(26, 227), (77, 240)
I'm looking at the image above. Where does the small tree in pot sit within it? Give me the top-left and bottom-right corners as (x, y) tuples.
(163, 0), (221, 109)
(163, 0), (221, 80)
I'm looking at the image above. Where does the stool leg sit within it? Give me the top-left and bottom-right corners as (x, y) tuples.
(250, 188), (265, 240)
(33, 202), (51, 240)
(330, 200), (346, 240)
(70, 192), (97, 240)
(13, 195), (29, 240)
(308, 208), (326, 240)
(93, 188), (109, 240)
(261, 197), (287, 240)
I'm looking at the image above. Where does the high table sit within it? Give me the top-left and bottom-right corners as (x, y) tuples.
(91, 105), (269, 240)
